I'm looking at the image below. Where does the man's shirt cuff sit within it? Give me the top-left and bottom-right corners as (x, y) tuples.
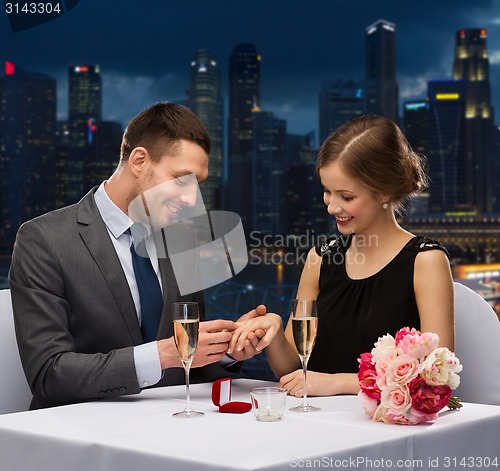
(134, 342), (162, 388)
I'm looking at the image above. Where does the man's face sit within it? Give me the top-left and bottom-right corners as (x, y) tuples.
(128, 139), (209, 228)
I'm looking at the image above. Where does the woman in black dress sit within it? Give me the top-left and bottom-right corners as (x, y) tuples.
(229, 115), (454, 397)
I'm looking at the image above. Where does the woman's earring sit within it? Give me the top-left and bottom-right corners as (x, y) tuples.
(382, 202), (389, 210)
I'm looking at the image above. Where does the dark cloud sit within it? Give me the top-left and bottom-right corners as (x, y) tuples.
(2, 0), (500, 134)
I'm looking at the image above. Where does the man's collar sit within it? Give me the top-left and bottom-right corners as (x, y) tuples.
(94, 181), (133, 239)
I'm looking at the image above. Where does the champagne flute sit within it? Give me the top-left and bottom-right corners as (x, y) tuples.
(289, 299), (320, 412)
(172, 302), (203, 418)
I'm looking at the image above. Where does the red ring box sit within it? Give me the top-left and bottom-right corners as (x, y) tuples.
(212, 378), (252, 414)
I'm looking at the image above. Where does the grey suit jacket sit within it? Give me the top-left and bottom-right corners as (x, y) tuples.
(9, 188), (232, 409)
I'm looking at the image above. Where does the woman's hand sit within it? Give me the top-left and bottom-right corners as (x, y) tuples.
(226, 305), (267, 361)
(279, 370), (360, 397)
(227, 314), (283, 355)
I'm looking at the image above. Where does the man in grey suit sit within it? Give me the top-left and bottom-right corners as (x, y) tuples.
(9, 103), (263, 409)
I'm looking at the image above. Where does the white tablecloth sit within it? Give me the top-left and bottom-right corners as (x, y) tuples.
(0, 379), (499, 471)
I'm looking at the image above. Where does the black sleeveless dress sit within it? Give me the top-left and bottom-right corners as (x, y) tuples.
(307, 235), (449, 374)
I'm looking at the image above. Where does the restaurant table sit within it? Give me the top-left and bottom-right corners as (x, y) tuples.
(0, 379), (499, 471)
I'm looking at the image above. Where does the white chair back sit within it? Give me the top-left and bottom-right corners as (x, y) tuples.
(0, 288), (32, 413)
(453, 282), (500, 405)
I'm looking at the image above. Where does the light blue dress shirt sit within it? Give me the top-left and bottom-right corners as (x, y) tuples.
(94, 182), (162, 388)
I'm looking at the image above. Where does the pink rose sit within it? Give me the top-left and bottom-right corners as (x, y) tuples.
(358, 353), (381, 400)
(380, 383), (412, 414)
(406, 407), (438, 424)
(410, 376), (452, 414)
(375, 348), (397, 390)
(385, 354), (420, 385)
(384, 406), (438, 425)
(397, 329), (439, 359)
(384, 410), (411, 425)
(395, 327), (418, 345)
(359, 327), (463, 426)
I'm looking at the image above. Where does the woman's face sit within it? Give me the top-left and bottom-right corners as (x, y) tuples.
(319, 161), (387, 235)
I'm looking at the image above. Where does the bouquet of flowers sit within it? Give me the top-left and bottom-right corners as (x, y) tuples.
(358, 327), (463, 425)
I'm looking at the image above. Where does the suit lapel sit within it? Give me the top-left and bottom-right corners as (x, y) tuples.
(77, 189), (143, 345)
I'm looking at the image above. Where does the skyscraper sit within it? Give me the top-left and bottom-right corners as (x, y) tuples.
(0, 61), (56, 251)
(227, 44), (261, 227)
(403, 100), (430, 215)
(284, 132), (327, 235)
(427, 81), (468, 213)
(453, 28), (495, 212)
(228, 44), (261, 160)
(496, 126), (500, 210)
(252, 111), (287, 235)
(67, 65), (102, 203)
(403, 100), (429, 156)
(84, 120), (122, 190)
(286, 131), (316, 166)
(55, 120), (70, 209)
(190, 49), (223, 210)
(285, 162), (327, 236)
(365, 19), (398, 122)
(319, 79), (365, 143)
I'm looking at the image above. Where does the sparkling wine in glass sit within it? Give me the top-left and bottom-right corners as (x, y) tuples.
(172, 302), (203, 418)
(290, 299), (320, 412)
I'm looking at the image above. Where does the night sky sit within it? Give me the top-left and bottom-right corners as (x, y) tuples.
(2, 0), (500, 138)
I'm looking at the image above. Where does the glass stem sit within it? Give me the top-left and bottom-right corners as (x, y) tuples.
(184, 363), (191, 412)
(302, 356), (309, 406)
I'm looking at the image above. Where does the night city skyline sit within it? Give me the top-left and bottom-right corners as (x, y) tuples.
(2, 0), (500, 136)
(2, 2), (500, 383)
(2, 3), (500, 240)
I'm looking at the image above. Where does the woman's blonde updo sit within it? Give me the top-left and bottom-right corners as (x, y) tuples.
(316, 115), (428, 210)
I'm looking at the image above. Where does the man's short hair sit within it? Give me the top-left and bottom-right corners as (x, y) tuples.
(120, 102), (211, 163)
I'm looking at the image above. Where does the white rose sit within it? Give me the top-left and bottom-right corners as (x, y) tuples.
(371, 334), (396, 363)
(358, 391), (378, 417)
(420, 348), (463, 389)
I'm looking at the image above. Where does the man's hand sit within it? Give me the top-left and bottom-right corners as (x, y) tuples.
(192, 319), (236, 367)
(157, 319), (236, 370)
(157, 337), (182, 370)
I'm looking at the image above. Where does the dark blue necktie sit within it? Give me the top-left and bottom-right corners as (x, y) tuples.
(128, 226), (163, 343)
